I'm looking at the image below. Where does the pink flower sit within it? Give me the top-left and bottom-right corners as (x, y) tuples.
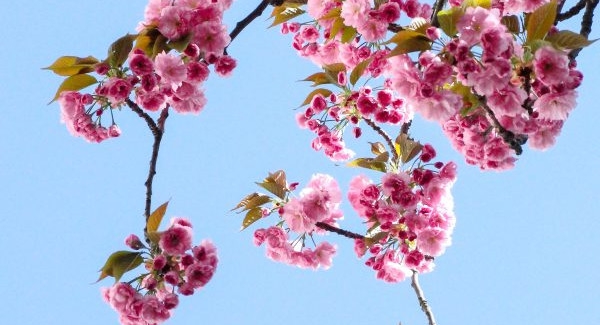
(314, 242), (336, 269)
(158, 6), (190, 40)
(534, 90), (577, 120)
(105, 283), (138, 313)
(341, 0), (370, 28)
(214, 55), (237, 77)
(456, 7), (501, 46)
(125, 234), (144, 250)
(186, 61), (210, 84)
(154, 52), (186, 88)
(185, 262), (215, 288)
(282, 198), (314, 233)
(159, 225), (193, 256)
(417, 228), (451, 257)
(141, 295), (171, 324)
(129, 52), (154, 76)
(192, 21), (230, 55)
(534, 46), (570, 87)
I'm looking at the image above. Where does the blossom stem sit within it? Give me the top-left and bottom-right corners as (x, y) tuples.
(411, 271), (437, 325)
(315, 222), (364, 240)
(430, 0), (448, 27)
(126, 99), (169, 243)
(363, 117), (400, 164)
(477, 96), (526, 155)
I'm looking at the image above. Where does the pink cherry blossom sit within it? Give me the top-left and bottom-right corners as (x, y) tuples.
(154, 52), (186, 89)
(159, 225), (193, 256)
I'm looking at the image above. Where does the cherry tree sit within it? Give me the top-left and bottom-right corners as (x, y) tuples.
(44, 0), (597, 324)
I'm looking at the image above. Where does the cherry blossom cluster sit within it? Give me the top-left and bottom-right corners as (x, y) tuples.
(57, 0), (236, 142)
(252, 174), (342, 269)
(348, 145), (457, 282)
(103, 218), (218, 325)
(282, 0), (584, 170)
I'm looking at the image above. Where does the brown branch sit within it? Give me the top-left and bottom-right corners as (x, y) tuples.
(477, 96), (526, 155)
(570, 0), (599, 60)
(226, 0), (273, 54)
(430, 0), (448, 27)
(126, 99), (169, 244)
(556, 0), (587, 22)
(363, 117), (400, 163)
(411, 271), (437, 325)
(315, 222), (364, 240)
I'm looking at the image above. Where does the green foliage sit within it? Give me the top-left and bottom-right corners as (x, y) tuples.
(395, 134), (422, 163)
(300, 88), (333, 106)
(97, 251), (143, 283)
(269, 3), (305, 27)
(386, 30), (432, 57)
(107, 34), (136, 67)
(43, 56), (99, 76)
(255, 170), (288, 199)
(147, 201), (169, 233)
(525, 0), (557, 44)
(546, 30), (596, 49)
(50, 74), (97, 103)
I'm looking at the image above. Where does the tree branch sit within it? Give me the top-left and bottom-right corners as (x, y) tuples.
(126, 99), (169, 243)
(363, 117), (400, 163)
(556, 0), (587, 22)
(430, 0), (448, 27)
(477, 96), (526, 155)
(411, 271), (437, 325)
(315, 222), (364, 240)
(570, 0), (599, 60)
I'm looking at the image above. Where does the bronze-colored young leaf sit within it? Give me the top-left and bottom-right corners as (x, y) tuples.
(302, 72), (333, 86)
(501, 15), (521, 34)
(319, 6), (341, 20)
(256, 170), (288, 199)
(364, 231), (389, 248)
(369, 142), (387, 156)
(44, 56), (99, 76)
(329, 17), (344, 40)
(147, 231), (162, 244)
(407, 17), (431, 34)
(107, 34), (137, 67)
(341, 25), (357, 43)
(437, 7), (464, 37)
(396, 134), (423, 163)
(135, 28), (162, 57)
(97, 251), (143, 283)
(300, 88), (333, 107)
(232, 192), (261, 211)
(269, 6), (305, 27)
(526, 0), (557, 44)
(386, 31), (431, 57)
(240, 207), (264, 231)
(545, 30), (596, 49)
(349, 58), (372, 86)
(240, 194), (272, 212)
(374, 151), (390, 163)
(347, 158), (388, 172)
(463, 0), (492, 8)
(50, 74), (98, 103)
(147, 201), (169, 233)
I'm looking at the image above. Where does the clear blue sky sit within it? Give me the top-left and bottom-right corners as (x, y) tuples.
(1, 1), (598, 324)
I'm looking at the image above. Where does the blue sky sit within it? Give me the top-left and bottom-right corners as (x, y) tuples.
(1, 1), (599, 324)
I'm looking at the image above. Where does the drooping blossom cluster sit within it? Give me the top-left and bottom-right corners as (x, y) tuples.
(348, 145), (457, 282)
(56, 0), (236, 142)
(281, 0), (585, 171)
(251, 174), (343, 269)
(103, 217), (218, 325)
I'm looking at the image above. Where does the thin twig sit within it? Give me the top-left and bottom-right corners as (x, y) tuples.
(411, 271), (437, 325)
(363, 117), (400, 163)
(430, 0), (448, 27)
(226, 0), (272, 54)
(315, 222), (364, 240)
(126, 99), (169, 244)
(477, 96), (526, 155)
(556, 0), (587, 22)
(570, 0), (599, 60)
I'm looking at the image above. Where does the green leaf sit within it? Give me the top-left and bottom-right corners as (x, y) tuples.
(302, 72), (334, 86)
(329, 17), (344, 40)
(319, 7), (341, 20)
(341, 25), (357, 43)
(147, 201), (169, 233)
(349, 58), (372, 86)
(463, 0), (492, 8)
(167, 33), (192, 52)
(43, 56), (99, 76)
(437, 7), (464, 37)
(269, 6), (305, 27)
(240, 207), (264, 231)
(364, 231), (389, 248)
(232, 192), (261, 211)
(238, 194), (271, 212)
(107, 34), (136, 67)
(545, 30), (596, 49)
(407, 17), (431, 34)
(526, 0), (557, 44)
(256, 170), (288, 199)
(147, 231), (161, 244)
(501, 15), (521, 34)
(386, 31), (431, 57)
(50, 74), (97, 103)
(396, 134), (422, 163)
(347, 158), (388, 172)
(97, 251), (143, 283)
(152, 34), (170, 58)
(135, 28), (162, 57)
(300, 88), (333, 107)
